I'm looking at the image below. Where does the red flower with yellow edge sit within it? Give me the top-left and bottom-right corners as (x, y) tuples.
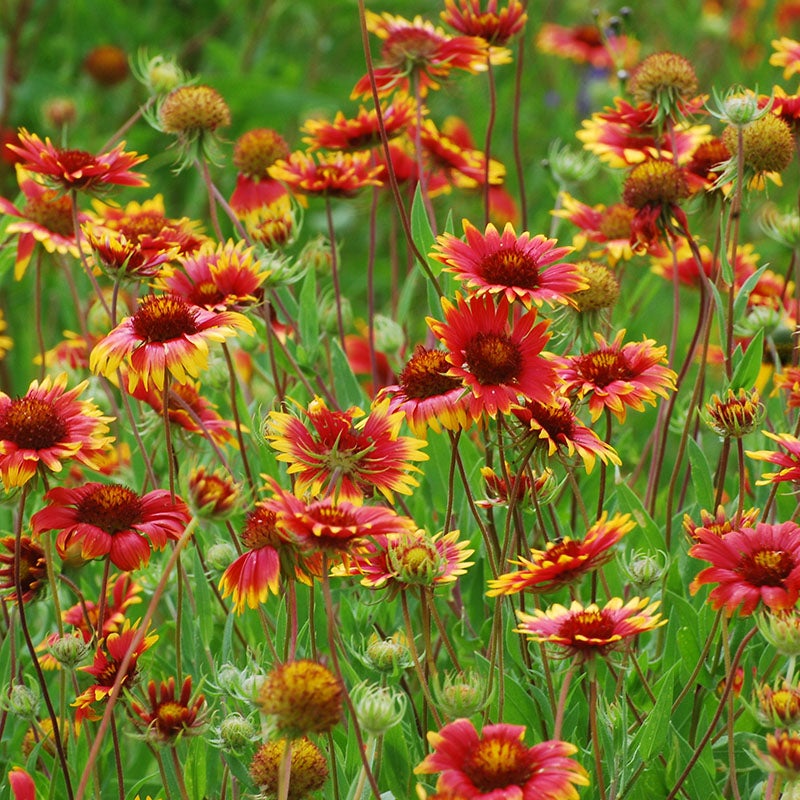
(431, 220), (580, 309)
(488, 512), (634, 596)
(239, 195), (296, 249)
(73, 619), (157, 722)
(0, 166), (88, 280)
(747, 431), (800, 484)
(415, 718), (588, 800)
(515, 596), (665, 660)
(558, 329), (677, 423)
(576, 98), (709, 168)
(268, 150), (382, 198)
(536, 22), (639, 70)
(771, 37), (800, 80)
(7, 129), (147, 194)
(265, 397), (428, 503)
(552, 193), (642, 265)
(773, 366), (800, 409)
(302, 94), (417, 151)
(128, 377), (237, 448)
(230, 128), (291, 216)
(682, 504), (760, 541)
(89, 293), (255, 392)
(352, 11), (492, 99)
(477, 463), (555, 509)
(650, 239), (758, 288)
(32, 482), (190, 572)
(378, 345), (472, 436)
(219, 502), (302, 614)
(428, 293), (557, 420)
(0, 536), (46, 604)
(689, 522), (800, 615)
(131, 676), (207, 742)
(755, 680), (800, 727)
(187, 466), (239, 519)
(441, 0), (527, 46)
(347, 528), (474, 591)
(511, 396), (621, 474)
(760, 730), (800, 781)
(0, 373), (113, 489)
(83, 225), (178, 281)
(158, 239), (270, 311)
(266, 483), (416, 561)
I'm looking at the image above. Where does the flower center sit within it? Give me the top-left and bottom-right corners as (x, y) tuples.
(740, 549), (795, 586)
(462, 737), (533, 791)
(527, 401), (575, 440)
(598, 204), (636, 240)
(565, 609), (616, 641)
(464, 332), (522, 386)
(132, 294), (200, 342)
(399, 347), (462, 399)
(383, 29), (442, 68)
(23, 195), (74, 236)
(57, 149), (97, 182)
(479, 247), (540, 289)
(241, 506), (282, 549)
(0, 397), (67, 450)
(114, 213), (169, 239)
(155, 701), (189, 733)
(576, 350), (634, 387)
(76, 484), (144, 533)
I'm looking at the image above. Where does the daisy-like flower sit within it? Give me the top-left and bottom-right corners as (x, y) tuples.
(0, 166), (88, 280)
(83, 225), (178, 281)
(771, 37), (800, 80)
(773, 366), (800, 409)
(0, 536), (47, 604)
(477, 463), (556, 509)
(352, 11), (492, 99)
(536, 22), (638, 70)
(89, 293), (255, 391)
(187, 466), (239, 519)
(131, 676), (207, 742)
(488, 512), (634, 596)
(558, 329), (677, 423)
(515, 597), (665, 660)
(441, 0), (527, 47)
(427, 292), (558, 419)
(7, 129), (147, 194)
(265, 397), (428, 503)
(378, 345), (471, 436)
(268, 150), (382, 198)
(755, 680), (800, 728)
(690, 522), (800, 615)
(302, 94), (417, 151)
(218, 502), (299, 613)
(747, 431), (800, 484)
(415, 718), (588, 799)
(759, 730), (800, 781)
(511, 396), (621, 473)
(266, 484), (416, 561)
(682, 505), (760, 541)
(431, 220), (580, 308)
(31, 482), (191, 572)
(250, 737), (328, 798)
(157, 239), (269, 311)
(0, 374), (113, 489)
(73, 619), (157, 722)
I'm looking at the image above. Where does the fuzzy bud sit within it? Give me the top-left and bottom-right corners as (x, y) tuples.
(433, 669), (490, 719)
(352, 682), (406, 737)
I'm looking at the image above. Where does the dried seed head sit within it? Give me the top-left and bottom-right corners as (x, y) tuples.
(158, 85), (231, 135)
(722, 113), (795, 174)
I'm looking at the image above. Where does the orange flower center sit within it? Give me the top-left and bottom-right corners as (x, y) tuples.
(564, 609), (616, 642)
(0, 397), (67, 450)
(154, 701), (192, 735)
(57, 149), (97, 179)
(575, 349), (634, 387)
(383, 29), (441, 67)
(132, 295), (200, 342)
(598, 204), (636, 240)
(400, 347), (462, 399)
(76, 485), (144, 534)
(23, 194), (74, 236)
(622, 160), (689, 209)
(479, 248), (540, 289)
(464, 332), (521, 385)
(234, 129), (290, 177)
(528, 401), (575, 440)
(241, 506), (282, 549)
(741, 548), (795, 586)
(462, 736), (533, 791)
(113, 213), (169, 239)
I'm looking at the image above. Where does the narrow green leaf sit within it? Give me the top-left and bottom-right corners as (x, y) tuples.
(733, 263), (770, 321)
(686, 437), (715, 510)
(635, 665), (676, 759)
(719, 240), (734, 285)
(410, 183), (436, 265)
(298, 265), (319, 361)
(729, 328), (764, 390)
(330, 338), (365, 408)
(615, 482), (664, 550)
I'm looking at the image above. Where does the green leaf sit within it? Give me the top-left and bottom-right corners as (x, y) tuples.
(634, 664), (676, 759)
(410, 183), (436, 267)
(615, 482), (664, 551)
(729, 328), (763, 391)
(330, 338), (365, 409)
(298, 265), (319, 362)
(733, 263), (770, 321)
(686, 438), (715, 510)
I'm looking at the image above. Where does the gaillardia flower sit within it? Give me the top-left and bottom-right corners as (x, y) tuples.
(441, 0), (528, 47)
(268, 150), (383, 198)
(689, 521), (800, 615)
(414, 718), (588, 799)
(771, 37), (800, 80)
(0, 374), (113, 489)
(250, 737), (328, 799)
(89, 293), (255, 391)
(747, 431), (800, 485)
(488, 512), (634, 595)
(431, 220), (580, 308)
(265, 397), (427, 503)
(428, 292), (557, 419)
(131, 676), (207, 742)
(515, 597), (665, 660)
(7, 129), (147, 194)
(0, 536), (47, 604)
(558, 329), (677, 423)
(31, 482), (191, 572)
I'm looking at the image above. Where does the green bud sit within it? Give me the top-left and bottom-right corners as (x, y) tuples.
(351, 682), (406, 737)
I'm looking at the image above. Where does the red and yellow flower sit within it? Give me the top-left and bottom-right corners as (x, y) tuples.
(441, 0), (527, 47)
(536, 22), (638, 70)
(268, 150), (382, 197)
(265, 397), (427, 503)
(515, 596), (665, 659)
(131, 676), (207, 742)
(415, 717), (588, 799)
(31, 482), (191, 572)
(747, 431), (800, 484)
(771, 37), (800, 80)
(428, 293), (557, 419)
(0, 374), (113, 489)
(89, 293), (255, 391)
(488, 512), (634, 595)
(690, 521), (800, 615)
(0, 536), (47, 604)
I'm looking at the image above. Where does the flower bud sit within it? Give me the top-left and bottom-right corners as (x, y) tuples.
(2, 684), (39, 720)
(620, 549), (667, 594)
(48, 632), (91, 670)
(433, 669), (490, 719)
(704, 387), (765, 438)
(363, 631), (414, 673)
(351, 682), (406, 737)
(205, 541), (238, 572)
(757, 609), (800, 656)
(215, 712), (257, 753)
